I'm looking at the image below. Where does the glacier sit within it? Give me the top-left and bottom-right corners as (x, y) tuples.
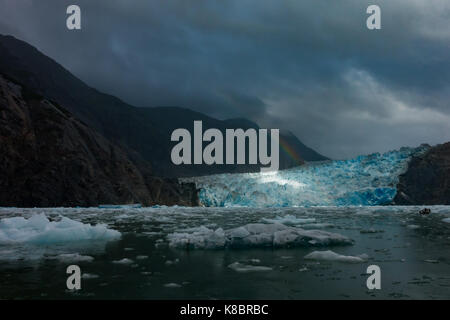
(183, 146), (428, 207)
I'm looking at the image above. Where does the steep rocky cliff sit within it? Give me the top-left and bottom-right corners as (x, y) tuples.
(0, 35), (328, 178)
(394, 142), (450, 205)
(0, 74), (197, 207)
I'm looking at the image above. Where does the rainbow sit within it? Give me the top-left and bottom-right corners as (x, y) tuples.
(279, 136), (303, 165)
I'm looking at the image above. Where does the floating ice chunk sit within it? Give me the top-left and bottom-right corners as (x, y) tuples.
(136, 255), (149, 260)
(167, 227), (226, 249)
(228, 262), (272, 273)
(112, 258), (134, 265)
(262, 215), (316, 226)
(424, 259), (439, 264)
(299, 267), (308, 272)
(407, 225), (420, 229)
(442, 218), (450, 224)
(53, 253), (94, 263)
(167, 223), (352, 249)
(0, 214), (121, 244)
(228, 226), (250, 238)
(82, 273), (99, 279)
(164, 283), (182, 288)
(304, 250), (368, 263)
(165, 258), (180, 265)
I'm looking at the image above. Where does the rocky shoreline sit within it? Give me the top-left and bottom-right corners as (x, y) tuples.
(393, 142), (450, 205)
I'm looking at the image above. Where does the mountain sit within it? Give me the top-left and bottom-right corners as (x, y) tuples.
(0, 34), (328, 177)
(393, 142), (450, 205)
(0, 74), (197, 207)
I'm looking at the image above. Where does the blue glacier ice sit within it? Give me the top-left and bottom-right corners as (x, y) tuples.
(183, 146), (428, 207)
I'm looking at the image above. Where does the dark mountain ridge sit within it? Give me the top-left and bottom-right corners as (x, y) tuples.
(0, 73), (197, 207)
(0, 34), (328, 178)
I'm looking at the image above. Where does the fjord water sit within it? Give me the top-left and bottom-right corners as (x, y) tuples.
(1, 206), (449, 299)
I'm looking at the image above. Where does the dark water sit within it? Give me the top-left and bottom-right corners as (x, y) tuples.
(0, 206), (449, 299)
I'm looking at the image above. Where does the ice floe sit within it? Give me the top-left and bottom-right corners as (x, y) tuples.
(0, 214), (121, 244)
(304, 250), (368, 263)
(112, 258), (134, 265)
(165, 258), (180, 265)
(228, 262), (272, 272)
(167, 223), (353, 249)
(164, 283), (182, 288)
(424, 259), (439, 264)
(261, 215), (316, 225)
(52, 253), (94, 263)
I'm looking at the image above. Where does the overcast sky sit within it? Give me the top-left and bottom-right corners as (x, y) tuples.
(0, 0), (449, 159)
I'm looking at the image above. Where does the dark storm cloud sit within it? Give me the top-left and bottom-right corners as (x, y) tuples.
(0, 0), (449, 158)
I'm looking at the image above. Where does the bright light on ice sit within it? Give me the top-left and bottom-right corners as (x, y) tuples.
(259, 172), (306, 189)
(183, 146), (428, 207)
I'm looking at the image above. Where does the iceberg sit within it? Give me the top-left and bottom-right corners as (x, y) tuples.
(183, 146), (427, 207)
(0, 213), (121, 244)
(167, 223), (353, 249)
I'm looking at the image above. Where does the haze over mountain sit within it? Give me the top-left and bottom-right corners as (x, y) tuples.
(0, 34), (327, 178)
